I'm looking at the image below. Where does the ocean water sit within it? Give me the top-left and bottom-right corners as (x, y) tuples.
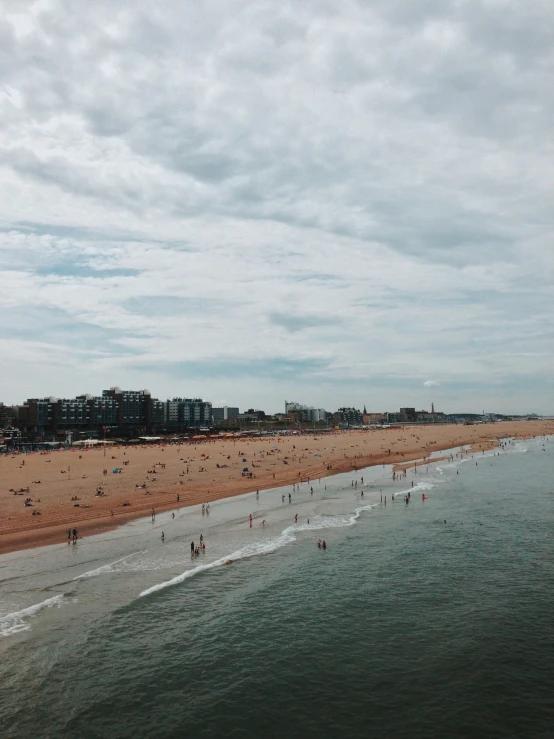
(0, 436), (552, 738)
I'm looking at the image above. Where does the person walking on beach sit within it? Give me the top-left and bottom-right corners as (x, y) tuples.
(294, 513), (298, 523)
(249, 513), (253, 527)
(68, 528), (71, 542)
(72, 527), (78, 542)
(152, 508), (155, 521)
(161, 532), (165, 541)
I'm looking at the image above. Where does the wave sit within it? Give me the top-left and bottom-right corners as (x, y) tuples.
(0, 595), (65, 638)
(139, 504), (382, 599)
(75, 550), (148, 580)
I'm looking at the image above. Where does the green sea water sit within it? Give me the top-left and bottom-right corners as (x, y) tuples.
(0, 437), (552, 738)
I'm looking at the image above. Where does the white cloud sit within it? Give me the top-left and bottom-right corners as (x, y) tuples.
(0, 0), (553, 414)
(424, 381), (440, 388)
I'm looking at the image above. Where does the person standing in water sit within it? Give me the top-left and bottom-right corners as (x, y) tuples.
(190, 541), (195, 554)
(161, 532), (165, 541)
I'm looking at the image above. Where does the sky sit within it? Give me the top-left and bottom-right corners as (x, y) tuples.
(1, 0), (553, 415)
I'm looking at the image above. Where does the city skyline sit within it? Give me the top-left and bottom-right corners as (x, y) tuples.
(1, 2), (553, 414)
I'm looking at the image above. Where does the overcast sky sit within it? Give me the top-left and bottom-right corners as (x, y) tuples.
(1, 0), (553, 414)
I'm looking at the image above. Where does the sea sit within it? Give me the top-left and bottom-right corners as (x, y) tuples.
(0, 436), (552, 738)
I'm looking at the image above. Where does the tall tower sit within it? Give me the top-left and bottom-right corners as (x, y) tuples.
(431, 402), (435, 414)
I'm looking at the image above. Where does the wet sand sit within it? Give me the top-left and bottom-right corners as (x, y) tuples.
(1, 420), (552, 553)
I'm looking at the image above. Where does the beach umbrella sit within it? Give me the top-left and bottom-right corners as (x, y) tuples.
(243, 467), (249, 472)
(242, 458), (247, 462)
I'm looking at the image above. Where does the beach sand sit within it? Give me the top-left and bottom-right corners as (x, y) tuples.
(1, 420), (552, 554)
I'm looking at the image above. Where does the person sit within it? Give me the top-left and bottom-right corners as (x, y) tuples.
(152, 508), (155, 521)
(444, 520), (447, 524)
(282, 494), (285, 502)
(317, 539), (322, 548)
(67, 528), (71, 541)
(361, 490), (363, 497)
(200, 534), (204, 545)
(172, 512), (175, 519)
(322, 540), (327, 550)
(202, 542), (206, 550)
(161, 532), (165, 541)
(261, 520), (266, 527)
(310, 487), (313, 494)
(294, 513), (298, 523)
(191, 541), (195, 554)
(177, 494), (180, 501)
(72, 527), (78, 542)
(392, 494), (394, 501)
(307, 518), (310, 524)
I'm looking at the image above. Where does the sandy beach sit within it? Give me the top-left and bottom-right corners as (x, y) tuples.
(1, 420), (552, 554)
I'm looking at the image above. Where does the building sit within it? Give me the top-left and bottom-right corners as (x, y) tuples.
(212, 406), (240, 422)
(285, 401), (328, 424)
(84, 394), (119, 427)
(0, 402), (16, 427)
(166, 398), (212, 428)
(335, 407), (363, 425)
(103, 387), (152, 426)
(17, 398), (54, 433)
(363, 412), (386, 424)
(52, 397), (90, 431)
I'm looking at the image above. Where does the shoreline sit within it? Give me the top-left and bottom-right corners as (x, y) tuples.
(1, 420), (552, 555)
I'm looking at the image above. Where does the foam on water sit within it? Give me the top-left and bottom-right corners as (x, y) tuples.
(76, 550), (149, 579)
(0, 595), (65, 638)
(139, 502), (383, 599)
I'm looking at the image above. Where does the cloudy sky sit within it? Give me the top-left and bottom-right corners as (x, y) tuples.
(1, 0), (553, 414)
